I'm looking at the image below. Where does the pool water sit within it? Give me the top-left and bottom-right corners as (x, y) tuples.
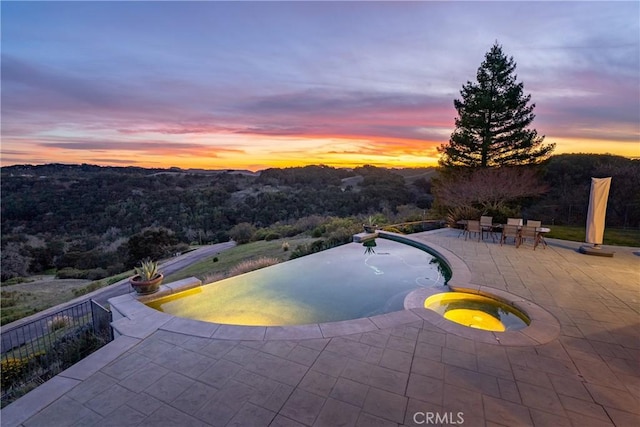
(147, 238), (449, 326)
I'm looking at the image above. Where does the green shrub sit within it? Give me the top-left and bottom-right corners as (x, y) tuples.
(289, 239), (327, 260)
(72, 281), (103, 297)
(50, 326), (106, 367)
(311, 226), (325, 238)
(289, 244), (311, 260)
(264, 233), (281, 241)
(86, 268), (108, 281)
(0, 352), (46, 390)
(1, 308), (38, 326)
(229, 222), (256, 244)
(0, 277), (29, 287)
(325, 229), (354, 247)
(0, 290), (19, 307)
(1, 357), (30, 390)
(56, 267), (84, 279)
(107, 273), (129, 285)
(253, 228), (269, 241)
(106, 263), (126, 276)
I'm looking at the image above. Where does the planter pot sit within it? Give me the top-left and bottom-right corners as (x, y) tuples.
(362, 238), (377, 254)
(130, 273), (163, 295)
(363, 225), (376, 233)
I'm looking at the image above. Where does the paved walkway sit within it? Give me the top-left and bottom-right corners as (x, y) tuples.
(2, 229), (639, 426)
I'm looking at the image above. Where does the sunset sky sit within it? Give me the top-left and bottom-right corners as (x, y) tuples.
(2, 1), (639, 171)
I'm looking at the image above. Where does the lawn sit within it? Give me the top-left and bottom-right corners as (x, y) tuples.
(546, 225), (640, 247)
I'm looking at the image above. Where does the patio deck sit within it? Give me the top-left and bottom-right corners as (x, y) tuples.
(2, 228), (639, 426)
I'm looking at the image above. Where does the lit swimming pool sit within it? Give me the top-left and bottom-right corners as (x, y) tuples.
(147, 237), (450, 326)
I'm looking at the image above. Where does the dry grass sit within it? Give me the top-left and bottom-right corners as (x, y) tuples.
(47, 314), (72, 331)
(200, 257), (281, 285)
(227, 257), (280, 277)
(201, 272), (226, 285)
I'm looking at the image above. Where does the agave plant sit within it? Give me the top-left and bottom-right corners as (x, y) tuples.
(134, 259), (160, 281)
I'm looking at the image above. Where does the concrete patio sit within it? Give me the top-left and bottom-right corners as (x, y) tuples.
(2, 228), (639, 426)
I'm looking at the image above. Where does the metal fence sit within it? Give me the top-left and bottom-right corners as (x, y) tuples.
(1, 299), (113, 408)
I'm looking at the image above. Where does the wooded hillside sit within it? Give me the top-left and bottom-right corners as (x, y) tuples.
(2, 155), (638, 283)
(0, 164), (425, 281)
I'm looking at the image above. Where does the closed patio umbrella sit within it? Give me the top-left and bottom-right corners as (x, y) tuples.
(580, 177), (614, 257)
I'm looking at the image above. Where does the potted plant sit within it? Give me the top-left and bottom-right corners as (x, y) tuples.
(363, 216), (377, 233)
(130, 259), (163, 295)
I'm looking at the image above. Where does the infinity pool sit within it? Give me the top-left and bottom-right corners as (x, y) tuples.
(147, 238), (449, 326)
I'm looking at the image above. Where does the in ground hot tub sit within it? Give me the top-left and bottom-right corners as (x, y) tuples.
(424, 292), (530, 331)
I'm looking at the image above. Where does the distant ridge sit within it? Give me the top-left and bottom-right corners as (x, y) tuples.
(184, 168), (259, 176)
(1, 163), (437, 177)
(0, 163), (261, 176)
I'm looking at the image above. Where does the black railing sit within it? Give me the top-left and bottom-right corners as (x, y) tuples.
(1, 300), (113, 408)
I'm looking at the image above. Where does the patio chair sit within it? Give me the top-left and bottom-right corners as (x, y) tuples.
(480, 216), (495, 241)
(464, 220), (482, 241)
(507, 218), (523, 226)
(520, 225), (540, 249)
(500, 224), (520, 247)
(526, 220), (541, 228)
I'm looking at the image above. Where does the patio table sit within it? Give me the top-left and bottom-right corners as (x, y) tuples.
(496, 224), (550, 248)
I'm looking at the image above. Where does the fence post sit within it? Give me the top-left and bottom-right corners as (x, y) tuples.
(90, 299), (113, 340)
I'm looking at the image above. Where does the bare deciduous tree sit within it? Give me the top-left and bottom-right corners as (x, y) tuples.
(433, 167), (548, 221)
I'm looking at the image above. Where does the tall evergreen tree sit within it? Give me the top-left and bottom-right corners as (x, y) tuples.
(438, 42), (555, 168)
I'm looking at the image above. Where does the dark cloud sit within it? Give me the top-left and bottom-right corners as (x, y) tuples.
(2, 55), (124, 109)
(239, 89), (445, 117)
(34, 138), (245, 157)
